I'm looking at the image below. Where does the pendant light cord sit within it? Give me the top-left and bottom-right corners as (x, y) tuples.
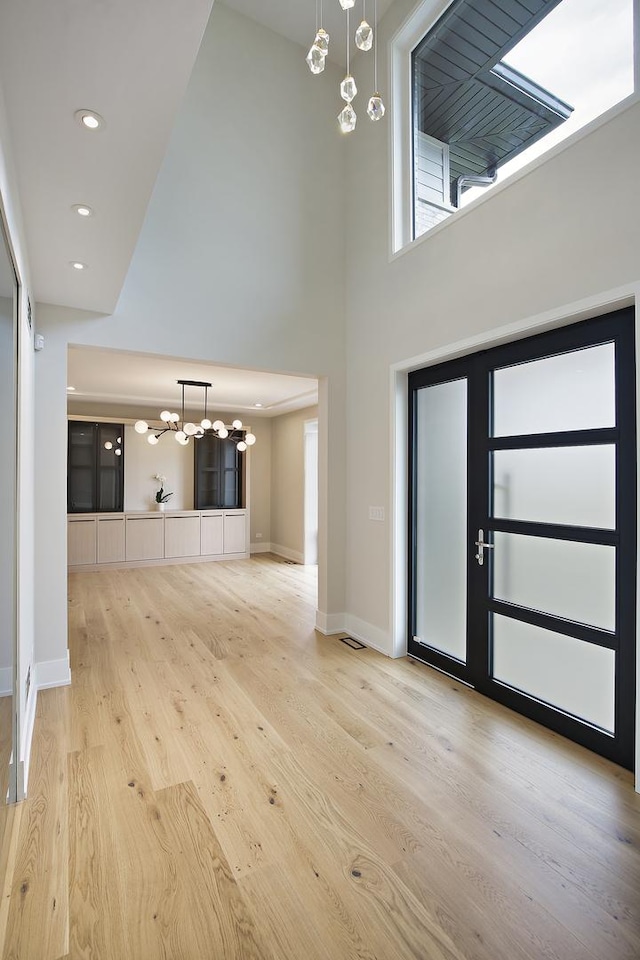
(346, 7), (350, 75)
(373, 0), (378, 91)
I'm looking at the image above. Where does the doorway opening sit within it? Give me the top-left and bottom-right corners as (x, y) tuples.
(304, 419), (319, 566)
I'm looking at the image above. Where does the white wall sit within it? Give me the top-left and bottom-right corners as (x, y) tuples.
(270, 406), (319, 563)
(124, 424), (195, 511)
(0, 80), (36, 798)
(0, 296), (14, 692)
(247, 418), (272, 548)
(35, 4), (347, 672)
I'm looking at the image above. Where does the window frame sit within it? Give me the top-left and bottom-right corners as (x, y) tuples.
(390, 0), (640, 256)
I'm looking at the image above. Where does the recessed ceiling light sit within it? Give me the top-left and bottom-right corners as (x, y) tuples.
(254, 402), (263, 408)
(74, 109), (104, 131)
(70, 261), (86, 270)
(72, 204), (93, 217)
(67, 386), (76, 392)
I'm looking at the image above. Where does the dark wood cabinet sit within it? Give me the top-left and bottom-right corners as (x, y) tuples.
(68, 422), (124, 513)
(194, 434), (242, 509)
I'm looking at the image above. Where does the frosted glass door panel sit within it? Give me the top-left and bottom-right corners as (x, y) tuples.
(493, 446), (615, 529)
(493, 343), (615, 437)
(493, 533), (615, 631)
(492, 615), (615, 732)
(415, 379), (467, 661)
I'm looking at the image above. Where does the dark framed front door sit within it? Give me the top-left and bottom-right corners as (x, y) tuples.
(408, 308), (636, 769)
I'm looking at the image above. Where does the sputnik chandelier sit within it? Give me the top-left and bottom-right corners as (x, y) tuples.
(306, 0), (385, 133)
(133, 380), (256, 451)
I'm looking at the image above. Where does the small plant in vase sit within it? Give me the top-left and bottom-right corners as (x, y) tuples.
(153, 474), (173, 511)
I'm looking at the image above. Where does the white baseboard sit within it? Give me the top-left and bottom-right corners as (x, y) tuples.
(69, 552), (249, 573)
(343, 614), (394, 657)
(16, 652), (71, 801)
(0, 667), (11, 697)
(270, 543), (305, 564)
(315, 610), (346, 635)
(315, 611), (394, 657)
(19, 681), (38, 800)
(250, 541), (272, 554)
(36, 651), (72, 690)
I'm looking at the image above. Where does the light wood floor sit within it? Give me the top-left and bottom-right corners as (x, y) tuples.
(1, 555), (639, 959)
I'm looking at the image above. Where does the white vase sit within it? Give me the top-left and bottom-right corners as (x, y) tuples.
(157, 501), (165, 512)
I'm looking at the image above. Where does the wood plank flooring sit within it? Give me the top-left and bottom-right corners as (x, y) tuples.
(1, 554), (639, 959)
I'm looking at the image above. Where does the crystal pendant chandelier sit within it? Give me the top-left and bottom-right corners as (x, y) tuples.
(133, 380), (256, 450)
(306, 0), (385, 133)
(306, 0), (330, 74)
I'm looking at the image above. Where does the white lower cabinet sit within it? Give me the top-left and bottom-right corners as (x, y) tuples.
(223, 512), (247, 554)
(68, 518), (97, 565)
(125, 515), (164, 561)
(97, 517), (125, 563)
(165, 515), (201, 558)
(68, 510), (248, 567)
(201, 513), (224, 555)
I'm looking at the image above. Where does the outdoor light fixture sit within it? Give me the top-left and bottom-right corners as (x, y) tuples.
(130, 380), (256, 450)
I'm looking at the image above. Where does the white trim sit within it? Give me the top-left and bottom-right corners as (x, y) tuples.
(314, 611), (395, 658)
(68, 551), (249, 573)
(0, 668), (11, 697)
(270, 543), (304, 564)
(19, 684), (37, 799)
(390, 0), (454, 253)
(36, 652), (71, 690)
(390, 1), (640, 257)
(390, 368), (408, 660)
(390, 281), (640, 790)
(343, 615), (394, 657)
(250, 541), (272, 554)
(315, 610), (345, 635)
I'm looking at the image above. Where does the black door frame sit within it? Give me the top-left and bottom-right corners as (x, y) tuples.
(408, 308), (636, 770)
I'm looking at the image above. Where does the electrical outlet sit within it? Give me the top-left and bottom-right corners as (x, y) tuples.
(255, 532), (263, 539)
(369, 506), (385, 522)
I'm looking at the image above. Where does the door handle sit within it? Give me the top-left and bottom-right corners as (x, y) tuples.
(475, 528), (494, 566)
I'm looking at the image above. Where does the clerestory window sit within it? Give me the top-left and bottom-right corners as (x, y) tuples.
(393, 0), (635, 250)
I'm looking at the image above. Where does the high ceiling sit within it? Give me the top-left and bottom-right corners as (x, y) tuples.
(0, 0), (388, 412)
(0, 0), (395, 314)
(223, 0), (395, 64)
(0, 0), (215, 314)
